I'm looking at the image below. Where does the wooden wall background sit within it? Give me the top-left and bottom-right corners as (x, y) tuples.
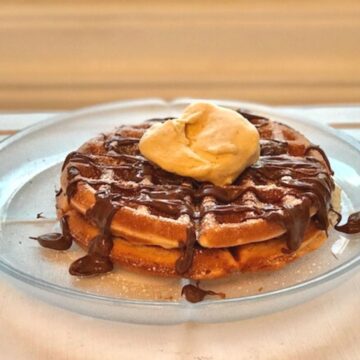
(1, 0), (360, 110)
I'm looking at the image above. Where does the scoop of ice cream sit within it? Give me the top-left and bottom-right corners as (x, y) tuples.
(139, 102), (260, 186)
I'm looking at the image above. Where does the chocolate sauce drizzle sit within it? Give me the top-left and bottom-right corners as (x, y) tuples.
(175, 226), (197, 274)
(181, 282), (225, 303)
(69, 191), (117, 276)
(33, 115), (360, 293)
(305, 145), (334, 175)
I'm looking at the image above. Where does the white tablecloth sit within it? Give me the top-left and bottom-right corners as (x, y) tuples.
(1, 271), (360, 360)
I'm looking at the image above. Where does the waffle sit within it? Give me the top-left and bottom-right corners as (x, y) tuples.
(56, 110), (335, 279)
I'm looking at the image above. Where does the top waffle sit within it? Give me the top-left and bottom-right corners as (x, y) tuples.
(58, 110), (334, 277)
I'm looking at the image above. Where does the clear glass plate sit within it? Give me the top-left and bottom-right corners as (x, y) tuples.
(0, 98), (359, 324)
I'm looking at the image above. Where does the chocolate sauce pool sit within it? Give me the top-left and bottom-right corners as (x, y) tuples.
(31, 113), (360, 302)
(30, 217), (73, 250)
(181, 282), (225, 303)
(334, 211), (360, 234)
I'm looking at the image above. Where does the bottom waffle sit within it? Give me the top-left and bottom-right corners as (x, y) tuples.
(64, 208), (326, 280)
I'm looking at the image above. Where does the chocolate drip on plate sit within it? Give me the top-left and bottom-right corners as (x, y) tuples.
(181, 282), (225, 303)
(69, 251), (113, 276)
(30, 217), (73, 250)
(334, 211), (360, 234)
(36, 212), (45, 219)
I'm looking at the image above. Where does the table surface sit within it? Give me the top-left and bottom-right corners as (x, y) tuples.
(0, 105), (359, 360)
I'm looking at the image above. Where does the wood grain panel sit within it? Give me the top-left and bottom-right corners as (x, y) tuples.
(0, 1), (359, 109)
